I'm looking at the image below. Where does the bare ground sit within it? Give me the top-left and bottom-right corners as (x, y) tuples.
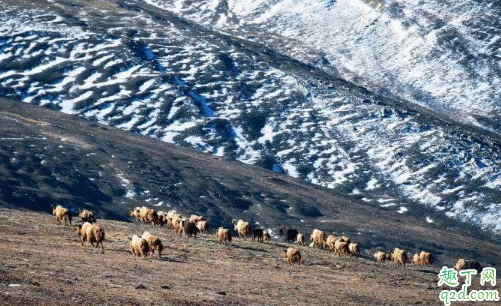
(1, 208), (498, 306)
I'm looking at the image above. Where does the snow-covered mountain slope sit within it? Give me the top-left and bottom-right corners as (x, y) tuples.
(146, 0), (501, 132)
(0, 0), (500, 233)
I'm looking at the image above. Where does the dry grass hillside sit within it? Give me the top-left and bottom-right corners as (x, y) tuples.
(0, 208), (499, 305)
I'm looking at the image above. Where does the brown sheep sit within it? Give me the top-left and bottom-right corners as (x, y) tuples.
(76, 222), (92, 238)
(130, 207), (141, 223)
(252, 228), (264, 242)
(391, 248), (408, 268)
(78, 209), (96, 223)
(310, 229), (325, 248)
(454, 259), (468, 271)
(233, 220), (252, 240)
(413, 251), (433, 266)
(196, 220), (209, 234)
(263, 230), (271, 242)
(189, 214), (205, 224)
(130, 235), (149, 257)
(184, 221), (199, 239)
(166, 211), (181, 228)
(374, 251), (388, 263)
(412, 253), (421, 265)
(297, 233), (305, 246)
(340, 236), (351, 244)
(285, 247), (302, 267)
(324, 235), (337, 251)
(173, 216), (185, 236)
(348, 242), (360, 257)
(217, 227), (232, 244)
(51, 204), (72, 225)
(334, 240), (350, 256)
(139, 206), (158, 226)
(81, 224), (105, 253)
(141, 231), (164, 258)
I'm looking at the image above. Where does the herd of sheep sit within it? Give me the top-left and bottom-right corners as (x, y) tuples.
(50, 204), (483, 271)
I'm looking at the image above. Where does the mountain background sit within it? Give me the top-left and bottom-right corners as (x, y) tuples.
(0, 0), (500, 235)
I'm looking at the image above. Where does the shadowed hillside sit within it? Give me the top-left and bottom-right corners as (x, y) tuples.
(0, 98), (500, 268)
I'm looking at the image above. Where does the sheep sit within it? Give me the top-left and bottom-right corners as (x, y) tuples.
(252, 228), (264, 242)
(233, 220), (252, 240)
(391, 248), (408, 268)
(78, 209), (96, 223)
(334, 240), (350, 256)
(217, 227), (232, 244)
(141, 231), (164, 258)
(156, 211), (168, 227)
(184, 221), (199, 239)
(374, 251), (388, 263)
(348, 242), (360, 257)
(324, 235), (337, 252)
(130, 207), (141, 223)
(166, 211), (181, 228)
(469, 260), (482, 273)
(189, 214), (205, 224)
(139, 206), (158, 226)
(412, 253), (421, 265)
(297, 233), (305, 246)
(279, 227), (299, 243)
(263, 230), (271, 242)
(172, 216), (186, 236)
(340, 236), (351, 244)
(130, 235), (149, 258)
(285, 247), (302, 267)
(310, 229), (325, 248)
(196, 220), (209, 234)
(81, 224), (105, 253)
(417, 251), (433, 266)
(76, 222), (92, 238)
(454, 259), (468, 271)
(51, 204), (72, 225)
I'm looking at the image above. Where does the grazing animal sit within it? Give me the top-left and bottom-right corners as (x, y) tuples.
(297, 233), (305, 246)
(252, 228), (264, 242)
(233, 220), (252, 240)
(166, 211), (181, 228)
(130, 207), (141, 223)
(217, 227), (232, 244)
(51, 204), (72, 225)
(156, 211), (168, 227)
(340, 236), (351, 244)
(412, 253), (421, 265)
(374, 251), (388, 263)
(469, 260), (483, 273)
(325, 235), (337, 252)
(334, 240), (350, 256)
(285, 247), (302, 267)
(348, 242), (360, 257)
(173, 216), (186, 236)
(78, 209), (96, 223)
(76, 222), (92, 238)
(196, 220), (209, 234)
(130, 235), (149, 258)
(280, 227), (299, 243)
(80, 223), (105, 252)
(310, 229), (325, 248)
(391, 248), (408, 268)
(454, 259), (468, 271)
(413, 251), (433, 266)
(141, 231), (164, 258)
(139, 206), (158, 226)
(263, 230), (271, 242)
(189, 214), (205, 224)
(184, 221), (199, 239)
